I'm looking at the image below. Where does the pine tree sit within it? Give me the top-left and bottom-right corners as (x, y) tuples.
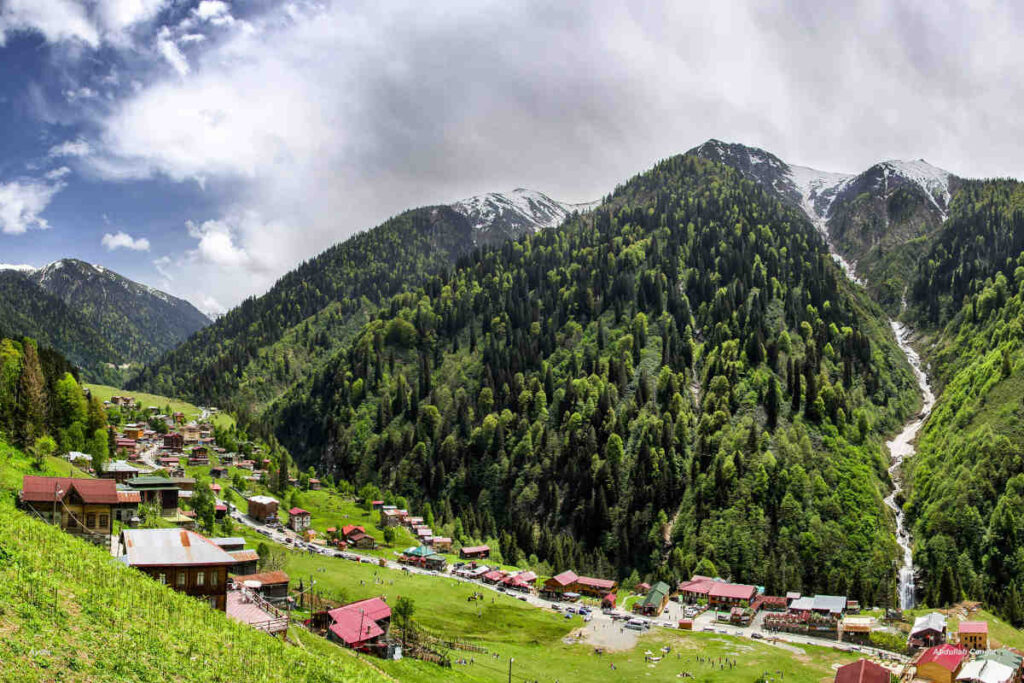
(15, 340), (46, 448)
(766, 375), (779, 431)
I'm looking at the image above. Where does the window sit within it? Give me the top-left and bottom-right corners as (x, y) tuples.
(86, 513), (96, 528)
(210, 569), (220, 586)
(197, 571), (205, 586)
(99, 514), (109, 529)
(177, 572), (185, 587)
(158, 573), (166, 584)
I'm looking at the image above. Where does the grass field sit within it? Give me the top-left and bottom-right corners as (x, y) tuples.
(85, 382), (235, 429)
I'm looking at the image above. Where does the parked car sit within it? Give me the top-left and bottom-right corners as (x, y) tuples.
(751, 633), (764, 640)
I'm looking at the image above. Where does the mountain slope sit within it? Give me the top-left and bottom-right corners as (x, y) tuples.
(31, 259), (210, 364)
(689, 140), (961, 313)
(263, 154), (917, 601)
(130, 190), (594, 412)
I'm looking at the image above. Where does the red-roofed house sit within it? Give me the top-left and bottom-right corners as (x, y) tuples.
(678, 575), (717, 603)
(341, 525), (365, 540)
(347, 531), (376, 550)
(916, 645), (969, 683)
(288, 508), (311, 532)
(232, 570), (290, 603)
(542, 570), (579, 597)
(483, 570), (507, 584)
(708, 582), (757, 608)
(576, 575), (618, 597)
(834, 658), (892, 683)
(460, 545), (490, 560)
(323, 598), (391, 651)
(20, 476), (117, 541)
(957, 621), (989, 651)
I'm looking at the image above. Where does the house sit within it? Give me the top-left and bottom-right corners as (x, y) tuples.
(957, 622), (989, 651)
(678, 575), (717, 603)
(123, 425), (145, 441)
(400, 546), (446, 570)
(634, 581), (672, 617)
(602, 593), (617, 610)
(970, 650), (1024, 683)
(209, 537), (246, 552)
(181, 425), (201, 444)
(323, 597), (391, 651)
(788, 594), (847, 616)
(460, 545), (490, 560)
(210, 467), (229, 479)
(380, 509), (402, 527)
(126, 476), (181, 514)
(483, 570), (507, 584)
(431, 536), (453, 552)
(288, 508), (311, 532)
(114, 439), (138, 456)
(228, 550), (260, 575)
(19, 476), (117, 542)
(163, 433), (184, 451)
(911, 613), (948, 647)
(308, 478), (321, 490)
(114, 488), (141, 523)
(575, 575), (617, 598)
(957, 659), (1016, 683)
(119, 529), (236, 610)
(708, 583), (757, 609)
(172, 412), (185, 424)
(370, 500), (385, 511)
(543, 570), (578, 598)
(215, 503), (227, 520)
(502, 571), (537, 593)
(346, 531), (376, 550)
(917, 646), (969, 683)
(247, 495), (279, 523)
(834, 659), (892, 683)
(188, 447), (210, 465)
(101, 460), (141, 483)
(232, 570), (290, 604)
(635, 582), (651, 594)
(158, 456), (181, 469)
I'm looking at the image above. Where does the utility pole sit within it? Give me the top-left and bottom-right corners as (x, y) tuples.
(508, 656), (514, 683)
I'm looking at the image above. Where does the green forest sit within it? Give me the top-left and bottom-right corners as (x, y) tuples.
(259, 155), (917, 604)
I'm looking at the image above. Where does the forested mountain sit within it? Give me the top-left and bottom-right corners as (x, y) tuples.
(30, 259), (210, 362)
(263, 154), (918, 602)
(130, 190), (593, 412)
(0, 260), (209, 382)
(691, 140), (961, 313)
(902, 180), (1024, 616)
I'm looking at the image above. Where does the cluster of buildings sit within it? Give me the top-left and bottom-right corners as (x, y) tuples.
(376, 501), (452, 554)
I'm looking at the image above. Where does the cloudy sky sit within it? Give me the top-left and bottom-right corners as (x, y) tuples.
(1, 0), (1022, 315)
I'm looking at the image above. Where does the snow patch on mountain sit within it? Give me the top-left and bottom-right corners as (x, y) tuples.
(0, 263), (36, 273)
(877, 160), (952, 216)
(451, 188), (595, 233)
(787, 165), (855, 223)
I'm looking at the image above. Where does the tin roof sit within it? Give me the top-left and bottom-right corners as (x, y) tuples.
(958, 620), (989, 634)
(121, 529), (236, 567)
(917, 645), (969, 671)
(21, 476), (118, 504)
(834, 659), (891, 683)
(229, 550), (260, 563)
(233, 570), (290, 586)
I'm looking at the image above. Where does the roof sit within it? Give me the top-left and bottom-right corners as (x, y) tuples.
(210, 537), (246, 548)
(288, 507), (310, 516)
(912, 612), (948, 636)
(709, 582), (757, 600)
(516, 571), (537, 582)
(958, 621), (989, 634)
(341, 525), (364, 536)
(835, 658), (892, 683)
(642, 582), (671, 607)
(121, 529), (237, 567)
(679, 576), (716, 594)
(461, 545), (490, 554)
(918, 645), (970, 672)
(549, 570), (578, 586)
(483, 570), (506, 581)
(234, 570), (290, 586)
(104, 460), (140, 473)
(402, 546), (435, 558)
(327, 600), (388, 645)
(980, 650), (1024, 671)
(229, 550), (260, 563)
(21, 476), (118, 505)
(956, 659), (1014, 683)
(577, 576), (616, 590)
(248, 495), (278, 505)
(789, 594), (847, 613)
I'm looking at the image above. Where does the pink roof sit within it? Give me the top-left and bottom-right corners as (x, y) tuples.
(835, 659), (891, 683)
(516, 571), (537, 583)
(917, 645), (969, 671)
(329, 618), (383, 646)
(483, 570), (506, 581)
(21, 476), (119, 504)
(577, 576), (616, 590)
(709, 582), (757, 600)
(550, 570), (578, 586)
(288, 507), (310, 516)
(327, 596), (392, 640)
(461, 545), (490, 554)
(679, 576), (716, 594)
(958, 621), (988, 634)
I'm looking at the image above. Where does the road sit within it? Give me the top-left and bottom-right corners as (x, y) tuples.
(224, 495), (908, 663)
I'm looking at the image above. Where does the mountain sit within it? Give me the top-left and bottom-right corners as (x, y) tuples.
(262, 153), (917, 601)
(689, 140), (961, 312)
(0, 260), (209, 380)
(130, 189), (594, 412)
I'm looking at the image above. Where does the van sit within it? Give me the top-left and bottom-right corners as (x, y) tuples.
(625, 618), (648, 631)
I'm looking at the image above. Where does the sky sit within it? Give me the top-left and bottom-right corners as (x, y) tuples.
(1, 1), (1023, 316)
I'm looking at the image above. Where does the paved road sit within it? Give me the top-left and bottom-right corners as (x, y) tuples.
(225, 498), (907, 662)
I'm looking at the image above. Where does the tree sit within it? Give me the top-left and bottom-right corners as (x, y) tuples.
(16, 340), (46, 448)
(30, 435), (56, 469)
(193, 478), (216, 531)
(382, 527), (396, 547)
(766, 375), (779, 431)
(87, 428), (109, 474)
(393, 596), (415, 647)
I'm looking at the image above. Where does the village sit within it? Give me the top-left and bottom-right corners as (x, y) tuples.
(13, 390), (1022, 683)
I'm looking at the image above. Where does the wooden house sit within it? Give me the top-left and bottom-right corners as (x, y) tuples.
(708, 582), (757, 608)
(288, 507), (311, 532)
(247, 496), (278, 523)
(228, 550), (259, 575)
(119, 529), (235, 610)
(20, 476), (117, 542)
(915, 645), (968, 683)
(634, 581), (671, 617)
(322, 597), (391, 652)
(163, 433), (184, 451)
(232, 570), (290, 604)
(834, 659), (891, 683)
(958, 621), (989, 651)
(100, 459), (141, 483)
(459, 545), (490, 560)
(114, 488), (141, 523)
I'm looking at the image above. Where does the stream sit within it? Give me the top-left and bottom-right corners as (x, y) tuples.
(812, 219), (935, 609)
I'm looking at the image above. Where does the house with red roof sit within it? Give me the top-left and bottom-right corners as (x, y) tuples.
(678, 575), (717, 603)
(20, 476), (117, 542)
(460, 545), (490, 560)
(957, 621), (989, 651)
(541, 570), (618, 599)
(287, 508), (311, 532)
(834, 658), (892, 683)
(708, 582), (757, 608)
(322, 597), (391, 652)
(916, 645), (969, 683)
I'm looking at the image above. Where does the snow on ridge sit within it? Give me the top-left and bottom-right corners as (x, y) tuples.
(877, 159), (952, 214)
(786, 164), (855, 224)
(451, 188), (596, 232)
(0, 263), (36, 273)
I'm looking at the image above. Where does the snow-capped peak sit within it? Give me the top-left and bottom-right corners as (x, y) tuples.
(450, 188), (596, 233)
(786, 164), (855, 223)
(875, 159), (952, 214)
(0, 263), (37, 273)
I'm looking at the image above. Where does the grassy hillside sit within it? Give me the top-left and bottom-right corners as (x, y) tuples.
(0, 441), (382, 682)
(85, 383), (235, 429)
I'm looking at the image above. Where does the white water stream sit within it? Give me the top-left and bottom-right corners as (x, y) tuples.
(809, 212), (935, 609)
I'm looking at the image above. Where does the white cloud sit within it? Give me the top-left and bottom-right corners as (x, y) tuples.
(186, 217), (255, 268)
(0, 0), (99, 46)
(49, 139), (92, 158)
(64, 87), (97, 101)
(45, 167), (72, 181)
(156, 26), (190, 76)
(101, 231), (151, 251)
(96, 0), (167, 36)
(194, 1), (233, 26)
(199, 295), (225, 317)
(0, 177), (65, 234)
